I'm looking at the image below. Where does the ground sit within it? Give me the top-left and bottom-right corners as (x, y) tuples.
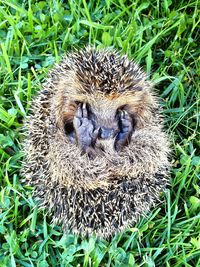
(0, 0), (199, 266)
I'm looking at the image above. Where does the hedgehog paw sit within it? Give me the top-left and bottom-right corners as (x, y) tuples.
(73, 103), (99, 152)
(115, 110), (133, 151)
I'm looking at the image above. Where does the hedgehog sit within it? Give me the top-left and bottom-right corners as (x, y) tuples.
(22, 47), (170, 238)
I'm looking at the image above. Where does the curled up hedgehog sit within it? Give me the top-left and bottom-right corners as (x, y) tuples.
(22, 47), (170, 238)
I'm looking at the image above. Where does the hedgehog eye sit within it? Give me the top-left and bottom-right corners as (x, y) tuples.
(64, 122), (74, 135)
(64, 121), (76, 144)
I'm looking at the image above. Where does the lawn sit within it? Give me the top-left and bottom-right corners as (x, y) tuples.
(0, 0), (199, 266)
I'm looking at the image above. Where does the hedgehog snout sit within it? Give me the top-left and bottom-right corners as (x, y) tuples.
(99, 127), (115, 139)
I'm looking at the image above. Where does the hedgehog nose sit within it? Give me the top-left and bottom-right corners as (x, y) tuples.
(99, 127), (113, 139)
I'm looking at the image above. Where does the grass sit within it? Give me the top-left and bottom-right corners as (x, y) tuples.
(0, 0), (199, 266)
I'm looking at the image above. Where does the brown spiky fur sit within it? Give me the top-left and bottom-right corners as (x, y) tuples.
(22, 47), (170, 238)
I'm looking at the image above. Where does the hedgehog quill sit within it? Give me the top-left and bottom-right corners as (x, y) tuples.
(22, 47), (170, 238)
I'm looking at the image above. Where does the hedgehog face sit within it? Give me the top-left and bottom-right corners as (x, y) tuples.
(62, 94), (135, 156)
(87, 103), (120, 140)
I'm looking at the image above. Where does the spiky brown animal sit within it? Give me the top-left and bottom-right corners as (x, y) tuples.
(22, 47), (170, 238)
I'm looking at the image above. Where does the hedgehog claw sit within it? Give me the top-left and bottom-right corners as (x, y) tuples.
(73, 116), (81, 128)
(92, 127), (100, 140)
(82, 103), (88, 118)
(75, 105), (82, 121)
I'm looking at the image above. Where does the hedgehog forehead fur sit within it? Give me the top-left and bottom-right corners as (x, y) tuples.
(22, 46), (170, 238)
(68, 48), (147, 94)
